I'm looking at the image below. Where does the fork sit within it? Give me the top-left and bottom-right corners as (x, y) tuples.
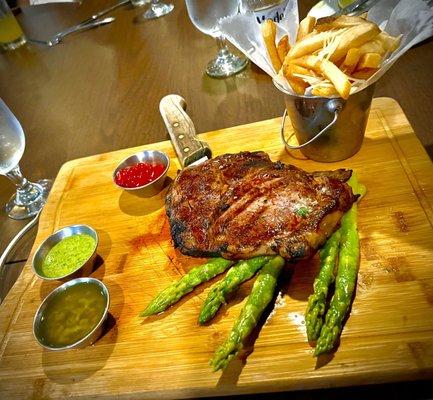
(28, 16), (116, 47)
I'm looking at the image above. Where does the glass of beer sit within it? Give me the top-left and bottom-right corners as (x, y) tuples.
(0, 0), (26, 51)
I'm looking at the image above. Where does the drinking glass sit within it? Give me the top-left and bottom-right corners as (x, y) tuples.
(142, 0), (174, 19)
(0, 0), (26, 51)
(185, 0), (248, 78)
(0, 99), (52, 220)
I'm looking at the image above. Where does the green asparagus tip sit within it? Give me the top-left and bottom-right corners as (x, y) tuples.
(313, 341), (332, 357)
(139, 304), (161, 317)
(210, 353), (233, 372)
(139, 309), (151, 317)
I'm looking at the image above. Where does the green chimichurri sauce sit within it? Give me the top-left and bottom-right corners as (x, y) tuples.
(37, 281), (106, 348)
(41, 234), (96, 278)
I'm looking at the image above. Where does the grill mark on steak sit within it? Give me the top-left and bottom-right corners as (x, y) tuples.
(165, 151), (357, 261)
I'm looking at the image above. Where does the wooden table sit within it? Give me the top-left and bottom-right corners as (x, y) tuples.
(0, 1), (432, 398)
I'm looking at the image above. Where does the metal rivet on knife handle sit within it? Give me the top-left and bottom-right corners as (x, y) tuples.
(159, 94), (212, 168)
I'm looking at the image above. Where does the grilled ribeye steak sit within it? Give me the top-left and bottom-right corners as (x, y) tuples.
(165, 151), (357, 260)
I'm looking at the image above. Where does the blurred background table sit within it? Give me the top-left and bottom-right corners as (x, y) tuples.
(0, 0), (432, 398)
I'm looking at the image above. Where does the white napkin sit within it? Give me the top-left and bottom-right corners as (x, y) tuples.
(219, 0), (433, 95)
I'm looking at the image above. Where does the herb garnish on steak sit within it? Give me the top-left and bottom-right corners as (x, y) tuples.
(165, 151), (357, 261)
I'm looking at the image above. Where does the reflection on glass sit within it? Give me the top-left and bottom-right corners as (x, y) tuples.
(0, 99), (52, 219)
(142, 0), (174, 20)
(185, 0), (248, 78)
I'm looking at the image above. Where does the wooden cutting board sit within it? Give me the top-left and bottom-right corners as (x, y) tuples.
(1, 98), (433, 399)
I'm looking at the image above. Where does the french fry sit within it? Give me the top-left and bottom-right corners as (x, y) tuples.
(315, 15), (367, 32)
(319, 58), (351, 99)
(344, 48), (361, 65)
(326, 21), (381, 62)
(351, 68), (378, 80)
(291, 55), (351, 99)
(358, 38), (386, 56)
(285, 30), (342, 60)
(357, 52), (381, 69)
(341, 47), (361, 74)
(261, 19), (281, 72)
(296, 16), (316, 42)
(314, 16), (336, 32)
(277, 35), (290, 63)
(274, 15), (400, 99)
(376, 32), (402, 52)
(311, 84), (339, 98)
(333, 57), (345, 68)
(282, 63), (310, 95)
(289, 54), (321, 70)
(283, 62), (316, 79)
(287, 76), (309, 95)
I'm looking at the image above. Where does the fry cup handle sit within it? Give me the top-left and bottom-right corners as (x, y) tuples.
(281, 99), (343, 150)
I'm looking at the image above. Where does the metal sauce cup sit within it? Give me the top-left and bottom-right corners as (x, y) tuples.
(113, 150), (170, 197)
(32, 224), (98, 281)
(33, 277), (109, 350)
(275, 80), (375, 162)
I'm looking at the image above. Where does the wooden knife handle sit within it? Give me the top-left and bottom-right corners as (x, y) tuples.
(159, 94), (212, 168)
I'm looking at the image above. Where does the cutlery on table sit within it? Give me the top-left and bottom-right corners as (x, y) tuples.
(28, 16), (115, 47)
(78, 0), (145, 26)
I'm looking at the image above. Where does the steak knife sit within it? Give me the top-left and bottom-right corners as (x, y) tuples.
(159, 95), (212, 168)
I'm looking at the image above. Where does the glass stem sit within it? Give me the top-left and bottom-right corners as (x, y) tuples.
(215, 35), (230, 57)
(6, 165), (29, 189)
(5, 165), (41, 205)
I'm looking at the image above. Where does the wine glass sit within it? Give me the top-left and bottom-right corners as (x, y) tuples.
(142, 0), (174, 19)
(0, 99), (52, 220)
(185, 0), (248, 78)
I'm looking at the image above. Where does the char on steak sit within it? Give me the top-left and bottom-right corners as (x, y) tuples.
(165, 151), (357, 261)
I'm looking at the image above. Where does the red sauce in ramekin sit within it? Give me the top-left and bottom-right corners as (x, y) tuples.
(114, 162), (166, 188)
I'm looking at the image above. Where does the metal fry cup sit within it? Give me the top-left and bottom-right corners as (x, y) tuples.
(274, 80), (375, 162)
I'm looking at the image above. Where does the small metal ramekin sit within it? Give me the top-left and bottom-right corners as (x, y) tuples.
(33, 277), (109, 350)
(32, 224), (98, 281)
(112, 149), (170, 197)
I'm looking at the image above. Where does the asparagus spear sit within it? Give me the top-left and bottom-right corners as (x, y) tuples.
(140, 258), (234, 317)
(198, 256), (273, 325)
(210, 256), (285, 371)
(305, 230), (341, 341)
(314, 174), (366, 356)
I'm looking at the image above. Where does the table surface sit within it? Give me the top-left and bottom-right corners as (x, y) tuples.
(0, 0), (433, 398)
